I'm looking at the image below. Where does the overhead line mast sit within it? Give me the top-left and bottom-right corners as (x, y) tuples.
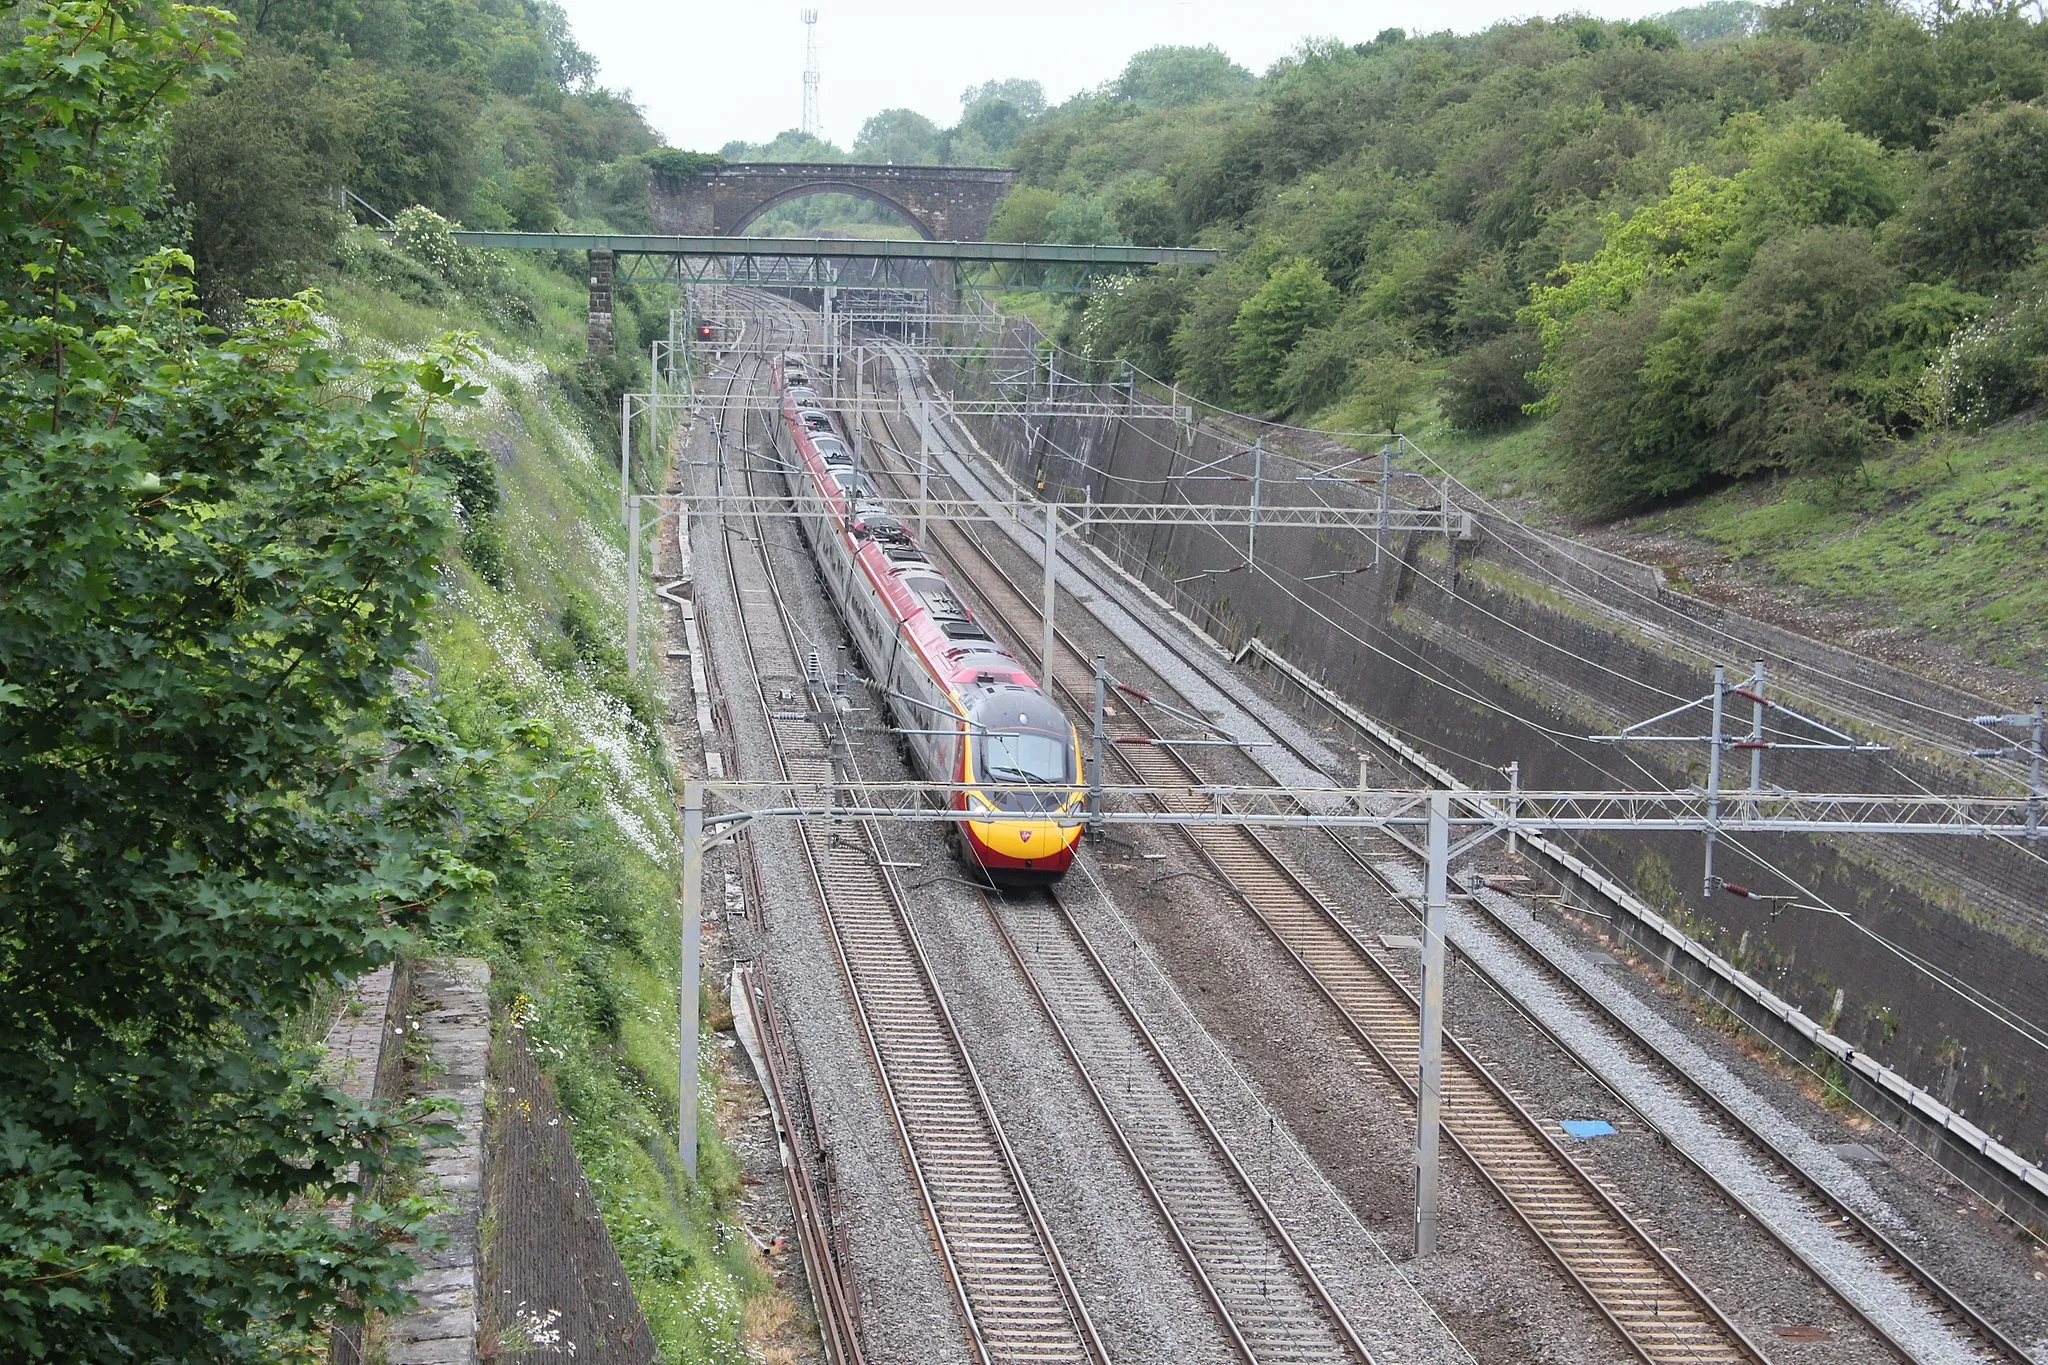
(800, 9), (821, 139)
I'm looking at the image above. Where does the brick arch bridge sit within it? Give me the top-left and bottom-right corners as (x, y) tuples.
(650, 163), (1018, 240)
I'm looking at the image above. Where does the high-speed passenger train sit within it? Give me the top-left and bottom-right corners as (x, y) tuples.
(771, 353), (1085, 884)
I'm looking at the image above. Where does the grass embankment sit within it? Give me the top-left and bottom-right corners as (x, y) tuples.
(329, 227), (778, 1361)
(1423, 415), (2048, 675)
(994, 282), (2047, 674)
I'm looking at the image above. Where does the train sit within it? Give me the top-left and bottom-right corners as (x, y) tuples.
(770, 352), (1085, 885)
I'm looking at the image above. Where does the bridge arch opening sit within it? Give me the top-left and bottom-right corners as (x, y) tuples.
(728, 182), (935, 240)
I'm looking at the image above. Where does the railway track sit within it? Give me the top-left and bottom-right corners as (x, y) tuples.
(982, 883), (1376, 1363)
(870, 313), (2029, 1364)
(850, 351), (1767, 1365)
(1309, 745), (2034, 1365)
(849, 325), (2032, 1365)
(696, 316), (1108, 1365)
(733, 295), (1412, 1364)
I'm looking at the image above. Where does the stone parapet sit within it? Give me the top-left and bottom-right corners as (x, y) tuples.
(387, 958), (493, 1365)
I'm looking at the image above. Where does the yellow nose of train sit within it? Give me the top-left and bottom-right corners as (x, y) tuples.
(963, 806), (1084, 883)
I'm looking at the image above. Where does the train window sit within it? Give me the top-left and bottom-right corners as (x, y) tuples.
(976, 730), (1072, 784)
(971, 692), (1073, 784)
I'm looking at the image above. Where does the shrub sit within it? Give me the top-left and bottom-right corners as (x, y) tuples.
(643, 148), (726, 184)
(336, 225), (446, 303)
(1548, 292), (1716, 515)
(989, 185), (1063, 243)
(1076, 271), (1194, 374)
(1919, 288), (2048, 429)
(1441, 331), (1543, 431)
(1698, 225), (1901, 473)
(1231, 257), (1340, 410)
(1893, 101), (2048, 292)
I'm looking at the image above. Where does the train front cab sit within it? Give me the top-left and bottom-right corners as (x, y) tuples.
(957, 688), (1085, 886)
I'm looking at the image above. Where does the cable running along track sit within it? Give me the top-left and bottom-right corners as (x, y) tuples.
(699, 312), (1107, 1365)
(1298, 705), (2037, 1365)
(849, 339), (1765, 1365)
(864, 314), (2034, 1365)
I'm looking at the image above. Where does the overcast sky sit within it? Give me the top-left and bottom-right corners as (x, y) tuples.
(555, 0), (1678, 153)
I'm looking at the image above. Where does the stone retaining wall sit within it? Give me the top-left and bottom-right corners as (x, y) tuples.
(931, 344), (2048, 1166)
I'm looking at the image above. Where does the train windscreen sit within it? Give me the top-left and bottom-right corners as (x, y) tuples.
(979, 730), (1071, 784)
(972, 693), (1074, 786)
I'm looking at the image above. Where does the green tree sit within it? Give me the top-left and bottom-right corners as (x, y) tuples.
(1078, 270), (1196, 374)
(1441, 331), (1544, 430)
(1, 3), (511, 1357)
(1231, 257), (1339, 410)
(1893, 100), (2048, 291)
(1657, 2), (1761, 43)
(1343, 352), (1426, 434)
(338, 63), (480, 218)
(1701, 226), (1902, 473)
(1547, 292), (1718, 514)
(953, 78), (1045, 161)
(990, 185), (1062, 242)
(1524, 164), (1746, 400)
(1111, 45), (1255, 106)
(1170, 263), (1261, 403)
(1817, 7), (2046, 149)
(168, 43), (356, 315)
(720, 127), (845, 161)
(1046, 193), (1125, 245)
(1735, 116), (1895, 238)
(854, 107), (944, 163)
(1763, 0), (1890, 45)
(1107, 173), (1180, 246)
(1279, 311), (1406, 413)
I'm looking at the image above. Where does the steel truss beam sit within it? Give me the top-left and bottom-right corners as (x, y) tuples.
(648, 490), (1463, 535)
(716, 336), (1044, 364)
(449, 231), (1221, 266)
(669, 768), (2040, 1250)
(677, 778), (2041, 841)
(450, 232), (1215, 293)
(685, 389), (1192, 421)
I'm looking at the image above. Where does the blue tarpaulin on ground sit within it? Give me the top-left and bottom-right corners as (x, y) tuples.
(1559, 1119), (1616, 1138)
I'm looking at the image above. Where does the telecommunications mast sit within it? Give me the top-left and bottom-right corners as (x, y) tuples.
(800, 9), (822, 138)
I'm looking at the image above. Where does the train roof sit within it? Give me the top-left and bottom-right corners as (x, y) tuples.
(779, 381), (1039, 694)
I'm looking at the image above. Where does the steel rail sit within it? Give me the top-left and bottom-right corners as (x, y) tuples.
(742, 964), (868, 1365)
(1029, 885), (1379, 1362)
(852, 352), (1767, 1365)
(982, 878), (1377, 1363)
(701, 316), (1108, 1365)
(1020, 463), (2041, 1365)
(977, 888), (1257, 1364)
(761, 301), (2032, 1365)
(1313, 731), (2039, 1365)
(701, 333), (867, 1365)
